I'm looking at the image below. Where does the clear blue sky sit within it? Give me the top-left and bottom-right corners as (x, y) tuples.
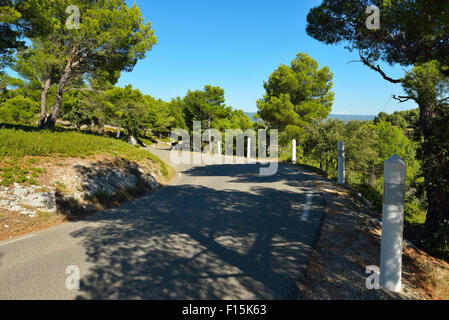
(119, 0), (416, 115)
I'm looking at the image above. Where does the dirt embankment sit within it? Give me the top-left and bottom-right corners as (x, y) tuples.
(0, 154), (170, 241)
(295, 167), (449, 300)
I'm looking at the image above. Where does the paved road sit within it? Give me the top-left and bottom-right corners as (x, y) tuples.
(0, 147), (324, 300)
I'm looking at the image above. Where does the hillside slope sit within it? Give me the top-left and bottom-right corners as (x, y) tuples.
(0, 125), (174, 241)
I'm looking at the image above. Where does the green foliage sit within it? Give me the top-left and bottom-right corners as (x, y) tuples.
(103, 84), (147, 137)
(0, 95), (39, 123)
(401, 62), (449, 245)
(422, 224), (449, 262)
(0, 0), (56, 69)
(0, 126), (168, 177)
(62, 93), (96, 129)
(405, 196), (426, 226)
(257, 53), (334, 145)
(301, 113), (425, 231)
(167, 98), (187, 130)
(144, 96), (177, 136)
(13, 39), (61, 86)
(306, 0), (449, 70)
(307, 0), (449, 260)
(0, 163), (37, 186)
(176, 84), (254, 138)
(302, 119), (344, 175)
(182, 85), (227, 131)
(22, 0), (158, 128)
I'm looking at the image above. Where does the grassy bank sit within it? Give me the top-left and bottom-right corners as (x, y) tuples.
(0, 124), (174, 241)
(0, 124), (171, 187)
(0, 125), (169, 174)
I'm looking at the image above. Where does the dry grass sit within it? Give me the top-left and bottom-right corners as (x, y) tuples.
(295, 167), (449, 300)
(0, 209), (67, 241)
(403, 246), (449, 300)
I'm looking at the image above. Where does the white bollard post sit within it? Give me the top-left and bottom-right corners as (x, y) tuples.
(380, 154), (407, 292)
(247, 138), (251, 160)
(338, 141), (345, 184)
(292, 139), (297, 164)
(217, 140), (222, 156)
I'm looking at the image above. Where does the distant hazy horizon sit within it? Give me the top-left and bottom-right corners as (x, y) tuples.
(245, 112), (376, 122)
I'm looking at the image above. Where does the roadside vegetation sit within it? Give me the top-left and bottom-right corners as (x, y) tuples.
(0, 0), (448, 276)
(253, 52), (437, 258)
(0, 124), (172, 189)
(0, 125), (169, 172)
(303, 0), (449, 263)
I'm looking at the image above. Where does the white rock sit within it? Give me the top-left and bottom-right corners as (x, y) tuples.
(10, 205), (24, 212)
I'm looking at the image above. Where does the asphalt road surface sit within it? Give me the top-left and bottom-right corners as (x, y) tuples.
(0, 146), (325, 300)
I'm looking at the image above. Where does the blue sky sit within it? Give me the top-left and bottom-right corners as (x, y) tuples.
(122, 1), (414, 114)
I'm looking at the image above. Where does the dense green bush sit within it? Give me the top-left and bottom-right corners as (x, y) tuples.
(301, 116), (427, 233)
(0, 126), (168, 177)
(0, 95), (39, 124)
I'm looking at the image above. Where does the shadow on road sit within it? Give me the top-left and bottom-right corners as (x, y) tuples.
(70, 173), (324, 299)
(183, 163), (324, 187)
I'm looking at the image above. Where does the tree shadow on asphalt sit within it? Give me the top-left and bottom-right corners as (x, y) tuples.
(70, 182), (324, 300)
(55, 158), (161, 220)
(182, 163), (325, 189)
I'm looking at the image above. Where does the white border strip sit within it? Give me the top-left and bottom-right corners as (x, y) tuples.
(0, 234), (35, 247)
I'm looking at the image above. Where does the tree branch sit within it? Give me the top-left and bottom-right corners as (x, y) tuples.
(63, 87), (104, 93)
(393, 95), (412, 103)
(438, 96), (449, 104)
(360, 54), (402, 84)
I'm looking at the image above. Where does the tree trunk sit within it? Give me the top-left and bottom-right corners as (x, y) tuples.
(97, 118), (104, 135)
(117, 125), (121, 138)
(418, 102), (449, 232)
(208, 116), (212, 144)
(423, 150), (449, 232)
(42, 62), (72, 129)
(38, 78), (51, 128)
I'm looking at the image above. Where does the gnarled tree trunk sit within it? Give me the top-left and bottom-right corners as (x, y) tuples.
(97, 118), (105, 134)
(41, 61), (73, 129)
(419, 102), (449, 232)
(38, 78), (51, 128)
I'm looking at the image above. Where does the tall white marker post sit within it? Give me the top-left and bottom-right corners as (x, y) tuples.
(292, 139), (297, 164)
(217, 140), (222, 156)
(247, 138), (251, 160)
(380, 154), (407, 292)
(338, 141), (345, 185)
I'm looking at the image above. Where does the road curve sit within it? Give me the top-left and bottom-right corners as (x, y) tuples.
(0, 146), (324, 300)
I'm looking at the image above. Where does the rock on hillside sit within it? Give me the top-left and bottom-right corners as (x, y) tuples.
(0, 157), (162, 218)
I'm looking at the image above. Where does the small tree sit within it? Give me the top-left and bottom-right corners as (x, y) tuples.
(307, 0), (449, 236)
(0, 95), (39, 124)
(34, 0), (156, 129)
(182, 85), (228, 133)
(257, 53), (334, 144)
(13, 40), (62, 127)
(104, 84), (146, 139)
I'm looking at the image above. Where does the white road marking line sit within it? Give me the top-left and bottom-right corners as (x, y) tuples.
(0, 234), (35, 247)
(301, 192), (313, 222)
